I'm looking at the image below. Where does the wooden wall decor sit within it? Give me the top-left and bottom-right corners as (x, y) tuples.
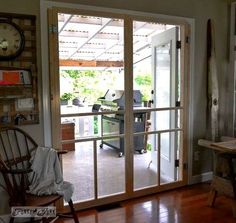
(0, 13), (39, 126)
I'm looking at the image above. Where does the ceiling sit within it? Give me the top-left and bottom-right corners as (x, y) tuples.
(58, 13), (175, 69)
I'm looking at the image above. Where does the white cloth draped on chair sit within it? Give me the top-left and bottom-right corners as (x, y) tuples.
(28, 146), (74, 202)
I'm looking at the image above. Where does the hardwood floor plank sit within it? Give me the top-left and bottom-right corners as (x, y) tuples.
(56, 183), (236, 223)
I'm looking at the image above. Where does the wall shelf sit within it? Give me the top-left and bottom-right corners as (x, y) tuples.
(0, 13), (39, 126)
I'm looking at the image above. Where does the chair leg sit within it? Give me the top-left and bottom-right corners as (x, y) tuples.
(208, 188), (217, 207)
(68, 199), (79, 223)
(231, 199), (236, 218)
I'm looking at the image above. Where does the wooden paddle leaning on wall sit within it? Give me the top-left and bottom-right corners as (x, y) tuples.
(207, 19), (219, 142)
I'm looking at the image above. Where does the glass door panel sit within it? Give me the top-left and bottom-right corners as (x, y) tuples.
(152, 27), (179, 183)
(155, 42), (172, 108)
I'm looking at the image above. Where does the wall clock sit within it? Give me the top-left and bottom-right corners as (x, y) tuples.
(0, 19), (25, 60)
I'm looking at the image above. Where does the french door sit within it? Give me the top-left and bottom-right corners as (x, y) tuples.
(48, 8), (189, 210)
(152, 27), (179, 182)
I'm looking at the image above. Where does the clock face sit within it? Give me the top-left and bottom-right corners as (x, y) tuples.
(0, 20), (25, 60)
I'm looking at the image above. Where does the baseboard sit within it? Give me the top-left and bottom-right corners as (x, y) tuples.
(189, 171), (213, 184)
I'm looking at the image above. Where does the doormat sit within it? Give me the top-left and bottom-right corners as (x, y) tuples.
(96, 202), (122, 212)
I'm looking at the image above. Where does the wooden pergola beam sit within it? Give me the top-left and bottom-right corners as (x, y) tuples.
(59, 59), (124, 67)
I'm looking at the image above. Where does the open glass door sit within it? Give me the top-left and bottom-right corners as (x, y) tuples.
(132, 21), (183, 191)
(151, 27), (179, 182)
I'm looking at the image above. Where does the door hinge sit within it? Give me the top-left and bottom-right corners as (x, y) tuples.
(49, 24), (57, 34)
(183, 162), (188, 170)
(186, 36), (190, 44)
(176, 40), (181, 49)
(175, 159), (179, 167)
(176, 101), (181, 107)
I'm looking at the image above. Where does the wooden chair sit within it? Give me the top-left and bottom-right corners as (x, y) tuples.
(0, 126), (79, 223)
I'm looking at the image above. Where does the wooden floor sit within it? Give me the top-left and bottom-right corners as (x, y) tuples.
(57, 183), (236, 223)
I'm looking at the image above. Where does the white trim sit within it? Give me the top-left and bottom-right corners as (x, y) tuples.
(42, 1), (192, 22)
(189, 172), (213, 185)
(187, 19), (195, 184)
(40, 0), (52, 147)
(40, 0), (195, 182)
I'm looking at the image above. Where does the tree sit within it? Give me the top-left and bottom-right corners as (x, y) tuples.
(60, 70), (119, 105)
(134, 74), (152, 101)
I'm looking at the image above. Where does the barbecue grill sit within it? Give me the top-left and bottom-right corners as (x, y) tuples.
(96, 89), (147, 157)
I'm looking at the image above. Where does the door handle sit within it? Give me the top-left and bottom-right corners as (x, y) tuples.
(149, 100), (154, 104)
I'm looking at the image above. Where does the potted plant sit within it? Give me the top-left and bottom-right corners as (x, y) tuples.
(60, 92), (74, 105)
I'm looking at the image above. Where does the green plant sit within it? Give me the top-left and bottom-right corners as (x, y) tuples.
(134, 74), (152, 102)
(146, 143), (152, 151)
(93, 116), (98, 134)
(135, 74), (151, 86)
(60, 92), (74, 101)
(61, 69), (117, 105)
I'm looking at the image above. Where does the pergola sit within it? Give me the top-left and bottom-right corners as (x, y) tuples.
(58, 13), (174, 69)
